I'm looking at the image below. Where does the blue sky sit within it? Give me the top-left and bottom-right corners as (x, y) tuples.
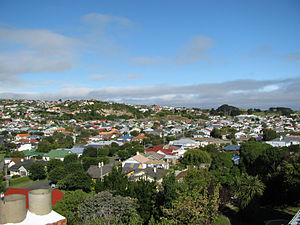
(0, 0), (300, 109)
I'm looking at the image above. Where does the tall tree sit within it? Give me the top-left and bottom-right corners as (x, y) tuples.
(28, 162), (46, 180)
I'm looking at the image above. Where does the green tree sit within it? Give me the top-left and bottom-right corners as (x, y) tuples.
(211, 128), (222, 139)
(78, 191), (141, 224)
(162, 184), (220, 224)
(239, 142), (270, 175)
(48, 166), (66, 184)
(37, 140), (52, 153)
(58, 171), (92, 192)
(98, 167), (129, 196)
(63, 153), (78, 164)
(53, 190), (88, 225)
(83, 147), (98, 157)
(181, 149), (212, 166)
(98, 146), (110, 157)
(28, 162), (46, 180)
(263, 128), (279, 141)
(160, 172), (178, 208)
(234, 173), (265, 209)
(46, 159), (64, 173)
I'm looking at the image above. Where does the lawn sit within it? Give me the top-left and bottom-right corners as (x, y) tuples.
(0, 153), (5, 162)
(10, 179), (44, 188)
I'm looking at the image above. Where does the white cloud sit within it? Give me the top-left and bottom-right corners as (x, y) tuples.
(1, 77), (299, 109)
(0, 28), (80, 85)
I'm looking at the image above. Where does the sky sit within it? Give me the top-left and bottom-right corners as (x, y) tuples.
(0, 0), (300, 109)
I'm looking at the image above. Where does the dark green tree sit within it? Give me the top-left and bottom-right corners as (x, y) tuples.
(53, 190), (89, 225)
(263, 128), (279, 141)
(63, 153), (78, 164)
(28, 162), (46, 180)
(78, 191), (141, 224)
(58, 171), (92, 192)
(46, 159), (64, 173)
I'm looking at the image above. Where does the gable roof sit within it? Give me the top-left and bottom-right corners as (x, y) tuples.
(132, 154), (148, 163)
(8, 159), (36, 171)
(44, 149), (72, 159)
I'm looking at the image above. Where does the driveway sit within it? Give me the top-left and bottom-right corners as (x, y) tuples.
(20, 180), (50, 190)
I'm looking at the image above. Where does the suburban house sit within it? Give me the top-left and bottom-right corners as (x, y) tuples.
(43, 149), (72, 161)
(122, 152), (169, 170)
(87, 163), (113, 180)
(8, 159), (36, 177)
(123, 167), (168, 183)
(170, 138), (200, 149)
(266, 136), (300, 147)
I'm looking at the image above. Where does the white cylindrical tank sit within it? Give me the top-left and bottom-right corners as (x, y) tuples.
(28, 189), (52, 215)
(0, 194), (27, 224)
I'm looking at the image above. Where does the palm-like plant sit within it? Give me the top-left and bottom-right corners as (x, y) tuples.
(234, 173), (265, 209)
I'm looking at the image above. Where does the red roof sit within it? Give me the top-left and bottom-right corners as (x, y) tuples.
(5, 188), (64, 208)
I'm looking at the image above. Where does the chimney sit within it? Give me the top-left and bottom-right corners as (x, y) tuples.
(98, 162), (101, 168)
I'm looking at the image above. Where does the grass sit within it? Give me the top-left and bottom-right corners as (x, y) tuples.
(10, 179), (45, 188)
(0, 153), (5, 162)
(221, 203), (299, 225)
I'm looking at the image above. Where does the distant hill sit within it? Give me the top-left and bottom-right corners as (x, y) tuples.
(212, 104), (242, 116)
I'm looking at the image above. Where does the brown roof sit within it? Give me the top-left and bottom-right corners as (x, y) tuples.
(132, 154), (148, 163)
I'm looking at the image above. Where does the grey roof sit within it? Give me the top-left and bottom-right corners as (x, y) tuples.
(70, 147), (84, 154)
(269, 136), (300, 143)
(87, 165), (113, 179)
(222, 145), (240, 151)
(144, 152), (165, 161)
(173, 138), (197, 145)
(8, 159), (40, 172)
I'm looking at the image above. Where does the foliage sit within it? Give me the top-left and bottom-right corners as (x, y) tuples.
(211, 128), (222, 139)
(53, 190), (89, 225)
(263, 128), (279, 141)
(63, 153), (78, 164)
(160, 172), (178, 208)
(130, 179), (159, 223)
(181, 149), (212, 166)
(83, 147), (98, 157)
(263, 153), (300, 205)
(48, 166), (66, 184)
(96, 166), (129, 196)
(98, 145), (110, 157)
(9, 176), (30, 185)
(162, 183), (220, 224)
(78, 191), (141, 225)
(28, 162), (46, 180)
(214, 104), (242, 116)
(239, 142), (271, 175)
(58, 170), (92, 192)
(233, 173), (265, 209)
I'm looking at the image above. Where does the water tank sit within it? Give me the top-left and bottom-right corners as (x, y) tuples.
(0, 194), (27, 224)
(28, 189), (52, 215)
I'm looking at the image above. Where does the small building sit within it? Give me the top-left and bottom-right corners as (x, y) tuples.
(43, 149), (72, 161)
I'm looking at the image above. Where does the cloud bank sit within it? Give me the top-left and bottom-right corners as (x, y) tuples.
(1, 78), (299, 110)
